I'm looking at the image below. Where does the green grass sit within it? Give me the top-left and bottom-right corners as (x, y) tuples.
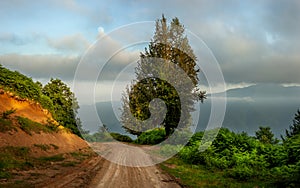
(160, 157), (273, 188)
(33, 144), (51, 151)
(37, 154), (65, 162)
(17, 116), (55, 135)
(0, 118), (16, 132)
(0, 146), (32, 179)
(60, 161), (78, 167)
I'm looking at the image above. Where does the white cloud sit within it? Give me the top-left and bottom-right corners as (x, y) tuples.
(47, 33), (90, 53)
(0, 54), (79, 81)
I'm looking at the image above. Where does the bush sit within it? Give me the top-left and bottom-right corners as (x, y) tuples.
(229, 164), (255, 180)
(134, 128), (166, 145)
(159, 144), (183, 156)
(82, 132), (114, 142)
(110, 132), (133, 142)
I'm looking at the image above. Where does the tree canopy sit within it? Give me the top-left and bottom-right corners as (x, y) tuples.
(284, 109), (300, 139)
(255, 126), (279, 144)
(120, 15), (205, 136)
(42, 78), (81, 136)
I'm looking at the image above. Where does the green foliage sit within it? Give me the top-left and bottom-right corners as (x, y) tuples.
(42, 78), (81, 136)
(0, 65), (53, 111)
(1, 108), (16, 119)
(284, 109), (300, 139)
(159, 144), (183, 156)
(83, 132), (114, 142)
(0, 109), (17, 132)
(17, 116), (56, 135)
(161, 157), (271, 188)
(110, 132), (133, 142)
(255, 126), (279, 144)
(0, 118), (14, 132)
(134, 128), (166, 145)
(0, 146), (31, 178)
(0, 65), (84, 137)
(34, 144), (51, 151)
(170, 123), (300, 186)
(121, 15), (206, 136)
(38, 154), (65, 162)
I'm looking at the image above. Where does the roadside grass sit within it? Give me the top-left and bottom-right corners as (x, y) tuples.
(17, 116), (56, 135)
(70, 151), (93, 161)
(160, 157), (272, 188)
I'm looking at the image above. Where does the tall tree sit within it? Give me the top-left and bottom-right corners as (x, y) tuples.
(285, 109), (300, 139)
(42, 78), (82, 136)
(255, 126), (279, 144)
(121, 15), (205, 136)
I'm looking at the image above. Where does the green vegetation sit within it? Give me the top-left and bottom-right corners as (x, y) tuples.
(255, 126), (279, 144)
(0, 65), (83, 136)
(0, 109), (16, 132)
(42, 79), (83, 136)
(161, 157), (271, 188)
(83, 131), (114, 142)
(83, 131), (133, 143)
(60, 161), (78, 167)
(1, 108), (16, 119)
(0, 118), (14, 132)
(0, 146), (31, 178)
(33, 144), (51, 151)
(159, 117), (300, 187)
(17, 116), (56, 135)
(37, 154), (65, 162)
(110, 133), (133, 142)
(50, 144), (59, 150)
(284, 109), (300, 139)
(0, 64), (53, 111)
(134, 128), (166, 145)
(121, 15), (206, 136)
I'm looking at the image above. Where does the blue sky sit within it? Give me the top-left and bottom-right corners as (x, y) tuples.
(1, 0), (300, 104)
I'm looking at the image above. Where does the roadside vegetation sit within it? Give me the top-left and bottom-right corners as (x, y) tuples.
(0, 64), (83, 136)
(158, 110), (300, 187)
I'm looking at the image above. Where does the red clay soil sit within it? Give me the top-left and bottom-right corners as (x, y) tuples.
(0, 91), (88, 156)
(0, 91), (52, 124)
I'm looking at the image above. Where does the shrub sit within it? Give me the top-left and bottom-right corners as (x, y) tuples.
(134, 128), (166, 145)
(110, 132), (133, 142)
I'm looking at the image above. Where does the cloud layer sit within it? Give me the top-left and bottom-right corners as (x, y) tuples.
(0, 0), (299, 87)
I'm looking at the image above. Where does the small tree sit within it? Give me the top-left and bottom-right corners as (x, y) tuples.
(42, 78), (82, 136)
(255, 126), (279, 144)
(285, 109), (300, 139)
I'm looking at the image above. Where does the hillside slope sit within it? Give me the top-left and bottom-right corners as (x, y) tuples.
(0, 89), (103, 187)
(0, 90), (88, 156)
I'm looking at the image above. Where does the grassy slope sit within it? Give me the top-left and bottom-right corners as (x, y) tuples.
(160, 157), (272, 188)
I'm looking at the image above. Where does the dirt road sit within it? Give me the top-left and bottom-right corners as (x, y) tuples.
(87, 142), (181, 188)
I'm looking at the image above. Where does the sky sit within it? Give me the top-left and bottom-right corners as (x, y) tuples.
(1, 0), (300, 105)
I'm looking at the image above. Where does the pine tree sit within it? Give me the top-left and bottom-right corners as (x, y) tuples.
(255, 126), (279, 144)
(120, 15), (205, 136)
(285, 109), (300, 139)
